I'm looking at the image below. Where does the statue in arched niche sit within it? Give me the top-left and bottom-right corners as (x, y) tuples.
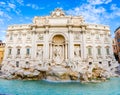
(74, 47), (81, 59)
(53, 46), (62, 64)
(37, 46), (43, 60)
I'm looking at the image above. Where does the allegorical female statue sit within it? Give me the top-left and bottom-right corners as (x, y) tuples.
(53, 46), (62, 64)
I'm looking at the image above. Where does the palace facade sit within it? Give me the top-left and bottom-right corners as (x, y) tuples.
(113, 26), (120, 62)
(2, 9), (117, 70)
(0, 40), (5, 64)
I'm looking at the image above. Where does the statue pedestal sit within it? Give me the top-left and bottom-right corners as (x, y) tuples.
(54, 55), (63, 65)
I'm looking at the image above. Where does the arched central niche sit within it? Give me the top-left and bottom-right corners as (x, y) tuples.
(52, 35), (66, 64)
(53, 35), (65, 44)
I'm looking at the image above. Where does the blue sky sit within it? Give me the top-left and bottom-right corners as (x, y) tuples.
(0, 0), (120, 41)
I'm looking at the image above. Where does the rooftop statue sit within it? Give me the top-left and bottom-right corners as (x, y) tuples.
(51, 8), (65, 17)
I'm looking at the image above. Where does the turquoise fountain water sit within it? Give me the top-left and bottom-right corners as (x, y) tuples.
(0, 78), (120, 95)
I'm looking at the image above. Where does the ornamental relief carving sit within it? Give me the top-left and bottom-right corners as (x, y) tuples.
(36, 45), (43, 60)
(37, 33), (44, 40)
(26, 34), (31, 41)
(86, 34), (91, 39)
(74, 33), (81, 41)
(72, 19), (83, 24)
(34, 17), (46, 25)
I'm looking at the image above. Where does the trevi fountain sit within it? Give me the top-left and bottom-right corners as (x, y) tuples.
(0, 8), (119, 83)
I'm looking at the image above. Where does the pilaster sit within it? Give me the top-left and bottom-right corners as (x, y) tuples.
(68, 28), (74, 60)
(44, 27), (49, 60)
(102, 34), (106, 60)
(31, 29), (37, 60)
(92, 34), (97, 61)
(81, 30), (86, 61)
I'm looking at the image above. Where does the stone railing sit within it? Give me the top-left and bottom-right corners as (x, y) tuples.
(7, 55), (12, 58)
(8, 24), (31, 30)
(16, 55), (21, 58)
(25, 55), (31, 58)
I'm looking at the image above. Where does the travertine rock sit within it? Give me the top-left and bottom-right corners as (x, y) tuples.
(0, 60), (119, 82)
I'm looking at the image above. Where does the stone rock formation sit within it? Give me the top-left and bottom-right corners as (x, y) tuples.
(0, 59), (119, 83)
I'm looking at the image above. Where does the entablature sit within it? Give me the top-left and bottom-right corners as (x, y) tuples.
(7, 24), (32, 31)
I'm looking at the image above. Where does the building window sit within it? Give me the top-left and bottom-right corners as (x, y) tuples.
(97, 47), (101, 55)
(17, 48), (20, 55)
(16, 61), (19, 67)
(117, 39), (120, 42)
(26, 61), (29, 64)
(8, 48), (12, 55)
(26, 48), (30, 55)
(99, 62), (102, 64)
(10, 35), (13, 40)
(89, 62), (92, 65)
(26, 34), (31, 40)
(96, 34), (100, 39)
(108, 61), (111, 67)
(106, 48), (110, 55)
(104, 36), (109, 42)
(88, 47), (92, 56)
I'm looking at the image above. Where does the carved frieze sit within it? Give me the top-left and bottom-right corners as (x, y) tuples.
(33, 17), (46, 25)
(37, 33), (44, 41)
(74, 32), (81, 41)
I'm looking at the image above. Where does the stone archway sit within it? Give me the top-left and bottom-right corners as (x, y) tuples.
(50, 35), (67, 64)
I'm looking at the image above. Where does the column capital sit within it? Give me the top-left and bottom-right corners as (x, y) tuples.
(81, 30), (86, 34)
(31, 30), (37, 34)
(68, 30), (73, 33)
(44, 29), (49, 34)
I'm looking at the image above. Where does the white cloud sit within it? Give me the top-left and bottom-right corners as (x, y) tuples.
(16, 0), (24, 5)
(0, 30), (6, 33)
(26, 4), (40, 10)
(0, 19), (4, 24)
(0, 2), (6, 5)
(87, 0), (112, 5)
(4, 14), (12, 20)
(15, 9), (21, 15)
(105, 0), (112, 4)
(0, 10), (4, 16)
(109, 4), (120, 17)
(31, 4), (39, 10)
(26, 4), (30, 6)
(0, 35), (5, 41)
(0, 29), (6, 41)
(57, 2), (60, 4)
(66, 4), (106, 24)
(8, 3), (16, 9)
(110, 4), (117, 10)
(25, 16), (31, 20)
